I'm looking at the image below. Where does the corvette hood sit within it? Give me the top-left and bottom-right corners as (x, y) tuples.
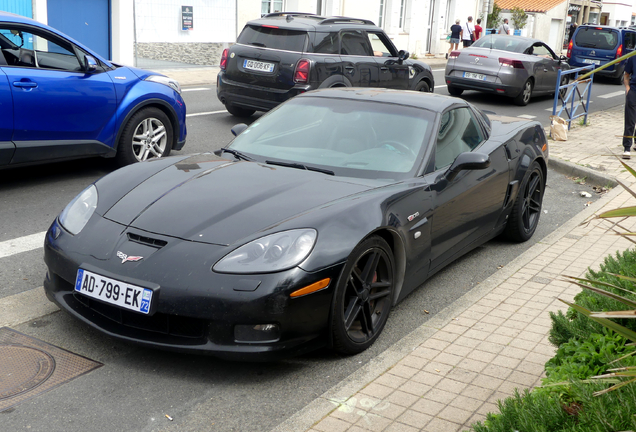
(103, 154), (380, 246)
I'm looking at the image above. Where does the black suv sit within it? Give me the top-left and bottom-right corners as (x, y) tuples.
(217, 13), (435, 117)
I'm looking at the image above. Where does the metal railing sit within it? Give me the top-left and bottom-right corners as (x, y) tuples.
(552, 65), (594, 131)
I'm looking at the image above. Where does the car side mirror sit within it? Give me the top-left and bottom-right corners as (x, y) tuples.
(231, 123), (248, 137)
(398, 50), (409, 63)
(445, 152), (490, 182)
(559, 55), (568, 62)
(84, 55), (98, 72)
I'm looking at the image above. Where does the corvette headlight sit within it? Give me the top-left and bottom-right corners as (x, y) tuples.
(145, 75), (181, 94)
(213, 229), (317, 274)
(58, 185), (98, 235)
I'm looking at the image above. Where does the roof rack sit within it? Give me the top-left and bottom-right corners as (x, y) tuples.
(319, 16), (376, 26)
(263, 12), (317, 18)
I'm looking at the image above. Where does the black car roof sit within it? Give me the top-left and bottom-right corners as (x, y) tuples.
(296, 88), (465, 112)
(246, 13), (381, 32)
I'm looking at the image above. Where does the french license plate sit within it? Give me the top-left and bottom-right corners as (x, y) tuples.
(243, 59), (275, 72)
(583, 59), (600, 65)
(75, 269), (152, 314)
(464, 72), (486, 80)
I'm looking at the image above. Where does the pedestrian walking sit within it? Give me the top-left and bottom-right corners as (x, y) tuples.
(447, 19), (462, 58)
(498, 18), (511, 35)
(568, 22), (578, 43)
(475, 18), (483, 40)
(623, 57), (636, 159)
(461, 16), (475, 48)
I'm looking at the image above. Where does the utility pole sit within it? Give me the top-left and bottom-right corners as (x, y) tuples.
(481, 0), (491, 33)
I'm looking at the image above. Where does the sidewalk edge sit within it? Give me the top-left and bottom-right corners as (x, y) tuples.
(548, 157), (618, 188)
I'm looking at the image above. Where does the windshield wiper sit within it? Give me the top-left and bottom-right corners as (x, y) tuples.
(265, 160), (334, 176)
(218, 148), (253, 161)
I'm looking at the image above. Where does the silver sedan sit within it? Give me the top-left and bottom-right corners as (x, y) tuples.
(444, 35), (569, 106)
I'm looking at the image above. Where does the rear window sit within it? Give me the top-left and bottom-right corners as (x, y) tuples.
(237, 25), (308, 52)
(574, 28), (619, 50)
(471, 35), (527, 53)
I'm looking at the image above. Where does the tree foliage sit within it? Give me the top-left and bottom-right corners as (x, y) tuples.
(488, 2), (502, 29)
(511, 7), (528, 30)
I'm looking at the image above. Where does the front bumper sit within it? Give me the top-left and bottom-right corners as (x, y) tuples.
(43, 218), (343, 361)
(216, 71), (312, 112)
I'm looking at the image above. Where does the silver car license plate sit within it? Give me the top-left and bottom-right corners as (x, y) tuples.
(75, 268), (153, 314)
(243, 59), (275, 72)
(583, 59), (600, 65)
(464, 72), (486, 80)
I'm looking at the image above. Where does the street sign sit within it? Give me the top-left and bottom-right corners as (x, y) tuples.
(182, 6), (193, 30)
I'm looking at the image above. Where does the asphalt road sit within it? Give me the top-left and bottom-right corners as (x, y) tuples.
(0, 82), (609, 431)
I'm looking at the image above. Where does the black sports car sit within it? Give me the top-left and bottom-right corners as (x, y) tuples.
(44, 88), (548, 360)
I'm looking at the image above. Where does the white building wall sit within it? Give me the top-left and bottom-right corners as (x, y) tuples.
(112, 0), (134, 65)
(602, 1), (633, 27)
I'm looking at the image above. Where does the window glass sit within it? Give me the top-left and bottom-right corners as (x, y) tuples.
(434, 108), (484, 170)
(367, 31), (396, 57)
(0, 27), (80, 71)
(531, 44), (554, 59)
(261, 0), (283, 14)
(340, 30), (373, 56)
(238, 25), (308, 52)
(314, 32), (339, 54)
(472, 34), (527, 53)
(625, 32), (636, 50)
(574, 27), (619, 50)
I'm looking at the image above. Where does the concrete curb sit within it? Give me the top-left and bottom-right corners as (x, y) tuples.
(269, 178), (623, 432)
(548, 157), (618, 188)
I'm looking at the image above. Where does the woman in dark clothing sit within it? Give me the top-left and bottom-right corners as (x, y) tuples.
(447, 19), (462, 59)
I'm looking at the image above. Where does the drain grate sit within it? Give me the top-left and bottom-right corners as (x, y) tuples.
(0, 327), (102, 412)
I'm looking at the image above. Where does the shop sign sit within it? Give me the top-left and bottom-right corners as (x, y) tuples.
(569, 5), (581, 12)
(182, 6), (193, 30)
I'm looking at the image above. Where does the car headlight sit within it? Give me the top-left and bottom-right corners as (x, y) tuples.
(145, 75), (181, 94)
(213, 229), (317, 274)
(58, 185), (98, 235)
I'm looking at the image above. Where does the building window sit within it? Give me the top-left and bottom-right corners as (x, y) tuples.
(399, 0), (406, 28)
(378, 0), (385, 27)
(262, 0), (283, 15)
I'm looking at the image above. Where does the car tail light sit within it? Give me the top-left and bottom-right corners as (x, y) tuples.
(262, 25), (279, 29)
(220, 48), (228, 70)
(567, 39), (573, 58)
(499, 57), (524, 69)
(617, 44), (623, 58)
(449, 50), (461, 59)
(294, 59), (310, 83)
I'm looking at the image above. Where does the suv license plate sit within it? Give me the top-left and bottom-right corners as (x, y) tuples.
(75, 269), (152, 314)
(464, 72), (486, 80)
(583, 59), (600, 65)
(243, 59), (275, 72)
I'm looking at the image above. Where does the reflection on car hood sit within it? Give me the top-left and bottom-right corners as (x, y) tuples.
(103, 154), (380, 246)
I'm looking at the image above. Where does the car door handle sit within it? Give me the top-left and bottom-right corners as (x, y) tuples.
(380, 67), (389, 71)
(13, 81), (37, 88)
(543, 68), (548, 72)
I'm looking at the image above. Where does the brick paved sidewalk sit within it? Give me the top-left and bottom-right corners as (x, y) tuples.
(292, 108), (636, 432)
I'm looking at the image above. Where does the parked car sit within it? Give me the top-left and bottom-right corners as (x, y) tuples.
(216, 12), (435, 117)
(0, 11), (186, 169)
(44, 88), (548, 360)
(567, 24), (636, 84)
(445, 34), (569, 106)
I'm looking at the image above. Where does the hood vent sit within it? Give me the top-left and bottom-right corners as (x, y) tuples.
(127, 232), (168, 248)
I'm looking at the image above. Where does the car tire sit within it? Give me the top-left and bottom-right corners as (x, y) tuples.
(504, 161), (545, 242)
(447, 85), (464, 96)
(415, 80), (430, 92)
(226, 103), (256, 118)
(330, 236), (395, 355)
(116, 107), (173, 166)
(557, 75), (569, 99)
(513, 79), (533, 106)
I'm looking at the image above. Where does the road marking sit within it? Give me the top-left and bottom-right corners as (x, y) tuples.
(598, 90), (624, 99)
(0, 287), (59, 327)
(432, 68), (445, 72)
(434, 85), (447, 89)
(518, 114), (536, 119)
(0, 231), (46, 259)
(186, 110), (227, 118)
(182, 87), (212, 92)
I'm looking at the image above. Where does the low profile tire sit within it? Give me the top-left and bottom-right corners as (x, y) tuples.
(331, 236), (395, 355)
(116, 107), (173, 166)
(226, 103), (255, 118)
(505, 161), (545, 242)
(414, 80), (430, 92)
(447, 85), (464, 96)
(513, 79), (533, 106)
(557, 75), (569, 99)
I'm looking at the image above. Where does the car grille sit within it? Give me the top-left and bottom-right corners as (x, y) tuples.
(127, 232), (168, 248)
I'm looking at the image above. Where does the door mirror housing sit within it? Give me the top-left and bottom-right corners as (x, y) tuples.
(231, 123), (248, 137)
(84, 55), (98, 72)
(445, 152), (490, 182)
(397, 50), (409, 63)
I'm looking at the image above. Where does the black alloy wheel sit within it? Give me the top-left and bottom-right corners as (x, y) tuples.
(448, 85), (464, 96)
(415, 80), (430, 92)
(331, 236), (395, 355)
(505, 161), (544, 242)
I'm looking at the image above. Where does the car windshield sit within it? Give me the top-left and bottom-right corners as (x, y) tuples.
(228, 96), (434, 180)
(574, 28), (618, 50)
(471, 35), (527, 53)
(237, 25), (308, 52)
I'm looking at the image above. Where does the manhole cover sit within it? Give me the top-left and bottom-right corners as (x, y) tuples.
(0, 327), (102, 412)
(0, 345), (55, 399)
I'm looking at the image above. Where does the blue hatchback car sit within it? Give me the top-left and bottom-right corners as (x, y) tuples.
(567, 25), (636, 84)
(0, 12), (187, 168)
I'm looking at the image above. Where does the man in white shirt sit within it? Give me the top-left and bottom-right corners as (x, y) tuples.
(461, 16), (475, 47)
(498, 18), (511, 35)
